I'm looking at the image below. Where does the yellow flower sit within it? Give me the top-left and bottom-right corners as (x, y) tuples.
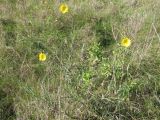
(120, 37), (131, 47)
(38, 52), (47, 61)
(59, 3), (69, 14)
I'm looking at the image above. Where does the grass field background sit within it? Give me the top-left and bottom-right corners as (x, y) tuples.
(0, 0), (160, 119)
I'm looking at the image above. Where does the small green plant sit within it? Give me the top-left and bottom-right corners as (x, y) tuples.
(89, 42), (102, 61)
(99, 58), (112, 77)
(117, 80), (139, 101)
(82, 71), (92, 87)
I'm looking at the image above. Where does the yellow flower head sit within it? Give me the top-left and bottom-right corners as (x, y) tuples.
(38, 52), (46, 61)
(120, 37), (131, 47)
(59, 3), (69, 14)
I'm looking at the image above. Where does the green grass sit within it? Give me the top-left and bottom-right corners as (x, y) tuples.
(0, 0), (160, 119)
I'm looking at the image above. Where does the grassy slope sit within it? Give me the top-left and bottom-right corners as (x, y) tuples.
(0, 0), (160, 119)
